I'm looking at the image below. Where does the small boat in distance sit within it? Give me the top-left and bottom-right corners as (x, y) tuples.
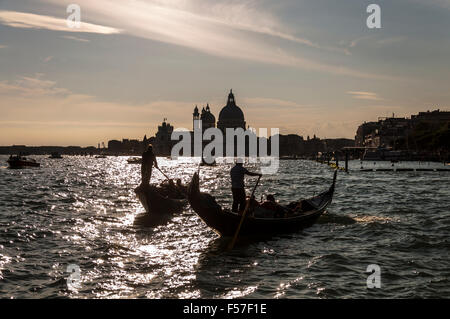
(95, 154), (107, 158)
(49, 152), (63, 159)
(7, 155), (40, 169)
(127, 157), (142, 164)
(188, 170), (337, 238)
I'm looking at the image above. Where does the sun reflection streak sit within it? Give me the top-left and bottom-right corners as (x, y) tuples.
(0, 254), (12, 280)
(220, 286), (258, 299)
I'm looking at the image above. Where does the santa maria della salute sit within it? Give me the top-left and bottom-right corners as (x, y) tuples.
(107, 89), (354, 157)
(193, 90), (246, 133)
(109, 89), (255, 156)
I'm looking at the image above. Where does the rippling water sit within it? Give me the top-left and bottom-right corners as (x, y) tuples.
(0, 155), (449, 298)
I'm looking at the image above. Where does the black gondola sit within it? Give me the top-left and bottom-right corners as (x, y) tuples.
(135, 183), (187, 215)
(187, 170), (337, 237)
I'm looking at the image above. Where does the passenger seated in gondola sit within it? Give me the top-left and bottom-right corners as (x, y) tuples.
(249, 195), (288, 218)
(176, 179), (188, 195)
(260, 195), (286, 218)
(158, 178), (187, 199)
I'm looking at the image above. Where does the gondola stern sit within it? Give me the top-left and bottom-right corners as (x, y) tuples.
(188, 172), (201, 200)
(330, 169), (337, 193)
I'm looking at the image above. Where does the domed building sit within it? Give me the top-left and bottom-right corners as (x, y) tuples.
(217, 89), (246, 133)
(201, 104), (216, 130)
(193, 103), (215, 131)
(192, 90), (246, 133)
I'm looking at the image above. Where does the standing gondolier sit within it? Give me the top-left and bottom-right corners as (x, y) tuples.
(230, 159), (262, 213)
(141, 144), (158, 186)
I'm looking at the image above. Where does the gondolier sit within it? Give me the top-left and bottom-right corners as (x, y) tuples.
(141, 144), (158, 186)
(230, 160), (262, 213)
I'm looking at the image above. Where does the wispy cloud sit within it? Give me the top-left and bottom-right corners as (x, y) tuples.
(43, 56), (54, 63)
(0, 73), (71, 97)
(243, 97), (315, 110)
(0, 44), (7, 49)
(0, 10), (121, 34)
(38, 0), (390, 80)
(61, 35), (90, 42)
(347, 91), (383, 101)
(0, 73), (195, 145)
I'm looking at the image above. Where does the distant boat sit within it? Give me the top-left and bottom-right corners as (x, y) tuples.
(49, 152), (63, 159)
(127, 157), (142, 164)
(95, 154), (107, 159)
(7, 155), (40, 169)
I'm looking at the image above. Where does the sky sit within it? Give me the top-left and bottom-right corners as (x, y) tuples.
(0, 0), (449, 146)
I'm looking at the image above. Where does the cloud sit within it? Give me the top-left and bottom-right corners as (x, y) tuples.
(43, 56), (54, 63)
(61, 35), (90, 42)
(347, 91), (383, 101)
(0, 74), (196, 145)
(243, 97), (315, 110)
(0, 10), (121, 34)
(0, 74), (71, 97)
(37, 0), (391, 80)
(0, 44), (7, 49)
(0, 74), (422, 145)
(376, 36), (406, 46)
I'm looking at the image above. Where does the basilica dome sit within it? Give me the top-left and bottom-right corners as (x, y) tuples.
(217, 90), (246, 131)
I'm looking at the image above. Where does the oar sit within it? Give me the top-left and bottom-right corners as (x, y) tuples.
(156, 166), (171, 182)
(228, 175), (261, 250)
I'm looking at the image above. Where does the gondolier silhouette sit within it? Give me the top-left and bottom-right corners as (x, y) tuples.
(141, 144), (158, 186)
(230, 159), (262, 213)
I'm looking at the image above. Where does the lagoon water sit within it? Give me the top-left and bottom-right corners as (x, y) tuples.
(0, 155), (449, 298)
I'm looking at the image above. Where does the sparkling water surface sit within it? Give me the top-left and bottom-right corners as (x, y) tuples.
(0, 155), (449, 298)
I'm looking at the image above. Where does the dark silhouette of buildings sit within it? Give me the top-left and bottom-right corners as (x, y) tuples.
(102, 89), (354, 157)
(355, 109), (450, 149)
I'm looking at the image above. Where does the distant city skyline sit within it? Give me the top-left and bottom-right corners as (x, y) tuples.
(1, 0), (449, 146)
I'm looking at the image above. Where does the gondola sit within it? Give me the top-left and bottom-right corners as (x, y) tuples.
(187, 170), (337, 237)
(134, 183), (188, 215)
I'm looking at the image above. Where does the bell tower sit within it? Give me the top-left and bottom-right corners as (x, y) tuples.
(193, 105), (200, 131)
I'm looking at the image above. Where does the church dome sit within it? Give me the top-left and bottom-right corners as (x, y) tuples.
(218, 90), (244, 122)
(217, 90), (246, 132)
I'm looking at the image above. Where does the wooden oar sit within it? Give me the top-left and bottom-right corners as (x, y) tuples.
(156, 166), (171, 182)
(228, 175), (261, 250)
